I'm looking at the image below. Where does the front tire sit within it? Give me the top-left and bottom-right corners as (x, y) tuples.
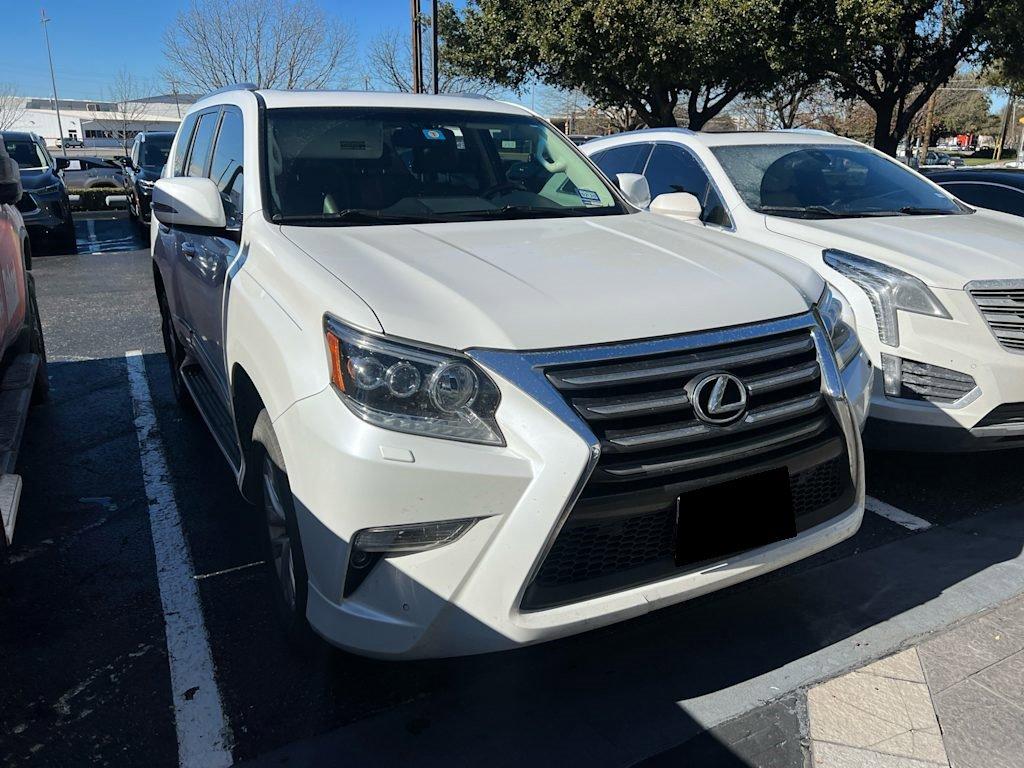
(252, 411), (317, 651)
(27, 275), (48, 404)
(157, 289), (192, 409)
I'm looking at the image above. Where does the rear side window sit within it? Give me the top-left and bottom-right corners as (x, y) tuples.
(592, 143), (653, 178)
(943, 182), (1024, 218)
(186, 112), (219, 178)
(172, 114), (199, 176)
(208, 109), (244, 225)
(644, 144), (732, 227)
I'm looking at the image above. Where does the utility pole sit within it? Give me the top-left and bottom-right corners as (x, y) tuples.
(410, 0), (423, 94)
(431, 0), (439, 95)
(40, 9), (66, 157)
(169, 78), (181, 119)
(996, 91), (1015, 162)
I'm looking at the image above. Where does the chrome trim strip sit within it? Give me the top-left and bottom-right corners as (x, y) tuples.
(965, 279), (1024, 355)
(745, 361), (820, 394)
(576, 391), (691, 419)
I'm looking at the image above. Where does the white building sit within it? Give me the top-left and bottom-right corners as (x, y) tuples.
(7, 93), (197, 148)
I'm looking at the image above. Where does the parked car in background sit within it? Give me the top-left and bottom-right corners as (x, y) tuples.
(0, 140), (50, 560)
(925, 168), (1024, 219)
(54, 137), (85, 149)
(0, 132), (76, 255)
(61, 156), (125, 189)
(568, 134), (601, 146)
(585, 129), (1024, 451)
(924, 151), (965, 169)
(150, 88), (870, 658)
(124, 131), (174, 228)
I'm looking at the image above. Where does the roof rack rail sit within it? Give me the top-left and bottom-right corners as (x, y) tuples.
(446, 92), (493, 100)
(205, 83), (259, 98)
(779, 128), (835, 137)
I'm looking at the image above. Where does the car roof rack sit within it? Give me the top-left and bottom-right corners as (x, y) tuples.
(205, 83), (259, 98)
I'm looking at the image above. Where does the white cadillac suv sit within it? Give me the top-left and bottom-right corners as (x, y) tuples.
(150, 89), (870, 658)
(584, 130), (1024, 451)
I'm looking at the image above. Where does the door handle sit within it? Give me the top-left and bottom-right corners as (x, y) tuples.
(181, 241), (197, 260)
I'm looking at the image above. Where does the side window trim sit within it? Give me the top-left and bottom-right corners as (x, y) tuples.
(208, 106), (245, 228)
(647, 141), (734, 230)
(183, 107), (224, 179)
(173, 114), (200, 177)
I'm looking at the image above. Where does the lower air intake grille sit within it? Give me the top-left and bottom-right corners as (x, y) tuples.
(522, 323), (854, 611)
(898, 359), (976, 404)
(968, 281), (1024, 352)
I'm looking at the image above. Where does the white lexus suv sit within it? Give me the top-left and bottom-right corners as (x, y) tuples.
(151, 88), (870, 658)
(584, 130), (1024, 451)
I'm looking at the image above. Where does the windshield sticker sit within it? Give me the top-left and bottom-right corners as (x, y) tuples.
(578, 189), (602, 207)
(422, 129), (446, 141)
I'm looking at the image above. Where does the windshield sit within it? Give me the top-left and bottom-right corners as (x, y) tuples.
(265, 107), (627, 224)
(711, 143), (966, 218)
(3, 139), (47, 170)
(142, 135), (173, 169)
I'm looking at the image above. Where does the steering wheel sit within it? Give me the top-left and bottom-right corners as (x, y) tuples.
(483, 181), (527, 200)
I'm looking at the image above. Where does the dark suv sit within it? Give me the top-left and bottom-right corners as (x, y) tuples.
(124, 131), (174, 228)
(0, 132), (76, 254)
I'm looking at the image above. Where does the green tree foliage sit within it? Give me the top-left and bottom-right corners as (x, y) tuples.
(806, 0), (1024, 154)
(440, 0), (786, 129)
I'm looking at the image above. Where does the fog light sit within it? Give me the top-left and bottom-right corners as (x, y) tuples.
(344, 518), (478, 598)
(353, 518), (477, 554)
(881, 353), (902, 397)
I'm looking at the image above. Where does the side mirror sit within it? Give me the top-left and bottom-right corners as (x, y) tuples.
(55, 157), (71, 171)
(152, 177), (226, 229)
(650, 192), (703, 222)
(0, 157), (22, 206)
(616, 173), (651, 208)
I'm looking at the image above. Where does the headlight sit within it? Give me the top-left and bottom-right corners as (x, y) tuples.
(823, 249), (949, 347)
(817, 285), (861, 369)
(324, 317), (504, 446)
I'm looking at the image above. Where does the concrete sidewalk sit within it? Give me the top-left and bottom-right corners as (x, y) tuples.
(808, 592), (1024, 767)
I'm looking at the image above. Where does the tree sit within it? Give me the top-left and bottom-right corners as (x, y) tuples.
(94, 70), (153, 154)
(0, 83), (25, 131)
(364, 27), (497, 95)
(162, 0), (356, 92)
(441, 0), (786, 129)
(804, 0), (1024, 155)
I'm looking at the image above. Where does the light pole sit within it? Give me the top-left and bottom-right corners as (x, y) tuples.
(431, 0), (439, 95)
(40, 9), (66, 157)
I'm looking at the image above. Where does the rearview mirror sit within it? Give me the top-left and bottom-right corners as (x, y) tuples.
(650, 192), (703, 222)
(152, 177), (226, 229)
(55, 157), (71, 171)
(616, 173), (651, 209)
(0, 157), (22, 206)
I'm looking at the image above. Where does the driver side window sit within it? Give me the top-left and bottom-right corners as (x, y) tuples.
(644, 144), (732, 228)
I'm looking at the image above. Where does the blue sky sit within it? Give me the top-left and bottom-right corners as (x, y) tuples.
(0, 1), (435, 98)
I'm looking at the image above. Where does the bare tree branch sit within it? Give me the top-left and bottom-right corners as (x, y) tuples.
(364, 26), (498, 96)
(0, 83), (25, 132)
(93, 70), (157, 154)
(161, 0), (356, 93)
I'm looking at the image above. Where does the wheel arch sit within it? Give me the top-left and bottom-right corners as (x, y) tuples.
(232, 362), (266, 503)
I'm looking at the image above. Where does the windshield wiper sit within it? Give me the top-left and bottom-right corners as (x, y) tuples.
(756, 205), (847, 219)
(448, 204), (598, 220)
(898, 206), (958, 216)
(271, 210), (444, 226)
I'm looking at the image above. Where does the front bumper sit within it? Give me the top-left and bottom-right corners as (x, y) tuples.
(20, 192), (71, 241)
(273, 319), (868, 659)
(861, 287), (1024, 451)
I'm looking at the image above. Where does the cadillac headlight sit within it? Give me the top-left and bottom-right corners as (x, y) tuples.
(817, 285), (861, 369)
(324, 317), (503, 446)
(823, 249), (949, 347)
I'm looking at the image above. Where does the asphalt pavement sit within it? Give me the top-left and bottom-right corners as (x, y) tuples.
(2, 216), (1023, 767)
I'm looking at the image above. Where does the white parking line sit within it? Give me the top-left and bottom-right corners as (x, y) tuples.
(125, 351), (233, 768)
(866, 495), (932, 531)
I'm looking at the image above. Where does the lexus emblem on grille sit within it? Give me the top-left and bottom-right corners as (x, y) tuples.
(689, 372), (748, 425)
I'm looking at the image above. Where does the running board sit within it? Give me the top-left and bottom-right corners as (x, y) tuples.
(180, 364), (242, 473)
(0, 353), (40, 545)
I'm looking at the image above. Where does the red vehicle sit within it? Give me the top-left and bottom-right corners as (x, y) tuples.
(0, 140), (49, 560)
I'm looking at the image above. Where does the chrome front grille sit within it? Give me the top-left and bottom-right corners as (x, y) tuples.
(547, 328), (833, 494)
(515, 321), (854, 610)
(967, 281), (1024, 352)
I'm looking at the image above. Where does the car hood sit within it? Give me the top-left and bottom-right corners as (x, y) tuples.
(281, 214), (822, 351)
(19, 169), (61, 192)
(764, 210), (1024, 289)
